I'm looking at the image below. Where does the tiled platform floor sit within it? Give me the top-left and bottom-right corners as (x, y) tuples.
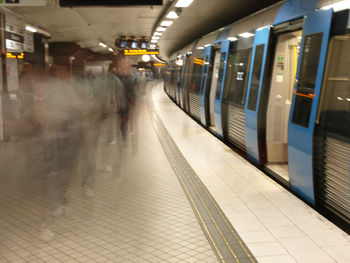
(154, 85), (350, 263)
(0, 90), (218, 263)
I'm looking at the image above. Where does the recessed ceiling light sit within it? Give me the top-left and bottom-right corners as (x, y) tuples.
(99, 42), (107, 48)
(175, 0), (194, 8)
(321, 0), (350, 11)
(238, 32), (254, 38)
(227, 37), (238, 41)
(151, 39), (159, 43)
(156, 27), (167, 32)
(152, 36), (160, 40)
(166, 11), (179, 19)
(161, 20), (174, 27)
(25, 26), (37, 32)
(154, 32), (162, 36)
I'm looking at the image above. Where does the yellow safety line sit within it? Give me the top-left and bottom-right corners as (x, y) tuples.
(154, 108), (256, 263)
(152, 110), (244, 262)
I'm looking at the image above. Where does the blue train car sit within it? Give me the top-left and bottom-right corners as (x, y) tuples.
(164, 0), (350, 230)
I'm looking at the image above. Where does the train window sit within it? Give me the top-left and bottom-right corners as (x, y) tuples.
(247, 44), (265, 111)
(215, 52), (226, 100)
(318, 35), (350, 138)
(223, 47), (252, 106)
(190, 58), (204, 93)
(292, 33), (323, 127)
(201, 55), (209, 95)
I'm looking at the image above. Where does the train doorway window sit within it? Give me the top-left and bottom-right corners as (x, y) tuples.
(208, 49), (221, 127)
(265, 30), (302, 182)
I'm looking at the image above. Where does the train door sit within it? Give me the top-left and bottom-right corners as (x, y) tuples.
(265, 30), (302, 182)
(245, 26), (271, 164)
(288, 9), (333, 205)
(200, 45), (213, 126)
(208, 48), (221, 128)
(214, 40), (230, 137)
(314, 23), (350, 224)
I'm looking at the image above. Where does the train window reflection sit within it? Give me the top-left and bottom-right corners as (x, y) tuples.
(318, 34), (350, 138)
(247, 44), (265, 111)
(215, 52), (226, 100)
(292, 33), (323, 127)
(223, 47), (252, 106)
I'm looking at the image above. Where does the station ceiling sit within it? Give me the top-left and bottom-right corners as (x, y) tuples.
(5, 0), (281, 59)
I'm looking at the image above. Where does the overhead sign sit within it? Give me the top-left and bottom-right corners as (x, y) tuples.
(0, 0), (46, 6)
(60, 0), (162, 7)
(124, 49), (159, 56)
(5, 23), (24, 53)
(24, 31), (34, 53)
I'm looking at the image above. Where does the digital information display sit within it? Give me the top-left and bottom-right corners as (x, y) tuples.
(124, 49), (159, 56)
(60, 0), (162, 7)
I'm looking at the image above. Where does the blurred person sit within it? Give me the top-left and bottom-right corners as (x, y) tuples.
(113, 55), (138, 148)
(36, 65), (82, 241)
(77, 67), (120, 196)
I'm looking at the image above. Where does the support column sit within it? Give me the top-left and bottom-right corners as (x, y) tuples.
(0, 12), (9, 141)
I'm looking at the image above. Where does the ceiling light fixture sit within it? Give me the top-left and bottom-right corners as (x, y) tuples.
(25, 26), (37, 33)
(166, 11), (179, 19)
(175, 0), (194, 8)
(149, 44), (156, 49)
(156, 27), (167, 32)
(151, 39), (159, 43)
(154, 32), (162, 36)
(108, 48), (114, 52)
(321, 0), (350, 11)
(99, 42), (107, 48)
(142, 54), (151, 62)
(238, 32), (254, 38)
(152, 36), (160, 40)
(161, 20), (174, 27)
(227, 37), (238, 41)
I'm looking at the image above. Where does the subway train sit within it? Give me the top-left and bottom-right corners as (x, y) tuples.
(163, 0), (350, 231)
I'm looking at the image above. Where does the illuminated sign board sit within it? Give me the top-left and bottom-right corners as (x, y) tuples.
(153, 63), (166, 67)
(124, 49), (159, 56)
(193, 57), (205, 66)
(6, 52), (24, 59)
(60, 0), (162, 7)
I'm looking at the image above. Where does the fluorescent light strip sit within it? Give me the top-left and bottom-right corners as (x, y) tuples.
(227, 37), (238, 41)
(152, 36), (160, 40)
(238, 32), (254, 38)
(151, 39), (159, 43)
(156, 27), (167, 32)
(108, 48), (114, 52)
(166, 11), (179, 19)
(154, 32), (162, 36)
(321, 0), (350, 11)
(175, 0), (194, 7)
(99, 42), (107, 48)
(25, 26), (37, 32)
(161, 20), (174, 27)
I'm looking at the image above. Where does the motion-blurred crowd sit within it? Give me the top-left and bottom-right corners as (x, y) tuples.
(16, 54), (146, 241)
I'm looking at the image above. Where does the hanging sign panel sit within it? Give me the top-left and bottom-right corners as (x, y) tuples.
(124, 49), (159, 56)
